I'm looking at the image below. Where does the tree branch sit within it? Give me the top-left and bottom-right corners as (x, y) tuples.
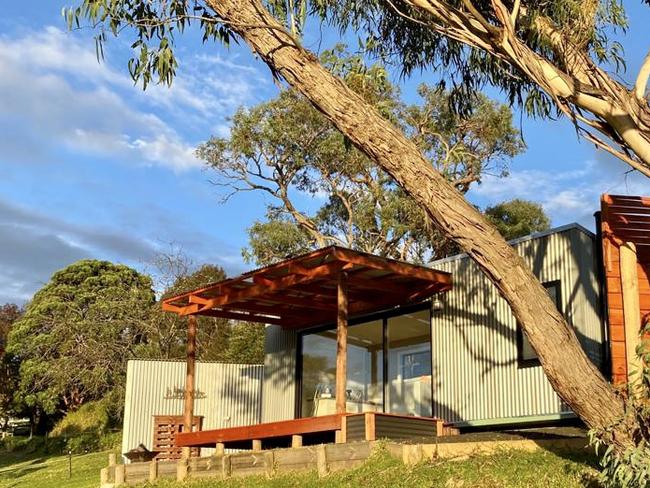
(635, 49), (650, 101)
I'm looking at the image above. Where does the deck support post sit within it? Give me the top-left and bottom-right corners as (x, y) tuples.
(291, 435), (303, 448)
(336, 272), (348, 415)
(215, 442), (225, 456)
(620, 241), (642, 385)
(182, 315), (197, 459)
(252, 439), (262, 451)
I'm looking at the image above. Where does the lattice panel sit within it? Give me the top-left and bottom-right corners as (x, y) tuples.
(152, 415), (203, 461)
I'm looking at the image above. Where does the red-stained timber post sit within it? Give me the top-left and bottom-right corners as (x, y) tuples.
(336, 272), (348, 414)
(182, 314), (197, 458)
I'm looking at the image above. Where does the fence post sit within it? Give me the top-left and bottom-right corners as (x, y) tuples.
(221, 454), (232, 480)
(149, 460), (158, 482)
(264, 451), (275, 478)
(316, 444), (328, 477)
(108, 453), (116, 467)
(114, 464), (125, 486)
(177, 457), (188, 481)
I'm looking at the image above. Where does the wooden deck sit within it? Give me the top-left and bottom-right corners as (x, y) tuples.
(175, 413), (457, 450)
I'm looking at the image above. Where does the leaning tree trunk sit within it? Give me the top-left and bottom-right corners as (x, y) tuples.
(206, 0), (633, 448)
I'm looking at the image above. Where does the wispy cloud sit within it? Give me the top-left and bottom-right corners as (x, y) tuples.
(470, 156), (650, 228)
(0, 26), (263, 171)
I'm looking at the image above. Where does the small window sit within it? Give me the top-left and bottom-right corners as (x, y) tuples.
(517, 281), (561, 368)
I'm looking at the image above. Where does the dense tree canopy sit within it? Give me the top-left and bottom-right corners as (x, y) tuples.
(6, 260), (155, 414)
(485, 199), (551, 241)
(199, 48), (523, 265)
(0, 304), (23, 427)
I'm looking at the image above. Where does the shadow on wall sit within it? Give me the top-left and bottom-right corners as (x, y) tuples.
(432, 228), (605, 422)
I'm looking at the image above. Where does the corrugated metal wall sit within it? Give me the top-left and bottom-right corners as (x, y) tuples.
(259, 224), (605, 426)
(430, 224), (605, 424)
(261, 325), (297, 423)
(122, 360), (263, 459)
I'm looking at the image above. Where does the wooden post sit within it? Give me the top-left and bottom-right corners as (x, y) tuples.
(336, 272), (348, 414)
(620, 242), (642, 384)
(114, 464), (125, 486)
(215, 442), (225, 456)
(364, 413), (376, 441)
(148, 460), (158, 482)
(182, 315), (198, 459)
(108, 453), (116, 466)
(252, 439), (262, 451)
(291, 435), (303, 448)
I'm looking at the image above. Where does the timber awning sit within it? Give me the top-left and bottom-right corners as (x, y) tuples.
(162, 246), (452, 329)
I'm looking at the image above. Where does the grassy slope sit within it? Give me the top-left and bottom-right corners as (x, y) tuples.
(0, 449), (112, 488)
(0, 446), (600, 488)
(154, 447), (600, 488)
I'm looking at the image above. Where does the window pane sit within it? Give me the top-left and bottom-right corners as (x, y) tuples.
(519, 282), (560, 363)
(300, 320), (383, 417)
(387, 310), (432, 417)
(300, 331), (337, 418)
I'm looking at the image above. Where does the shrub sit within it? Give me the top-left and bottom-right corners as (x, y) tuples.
(48, 397), (122, 453)
(50, 400), (110, 438)
(589, 322), (650, 487)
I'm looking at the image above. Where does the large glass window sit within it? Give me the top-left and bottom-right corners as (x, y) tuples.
(299, 320), (383, 417)
(386, 310), (432, 416)
(299, 308), (432, 418)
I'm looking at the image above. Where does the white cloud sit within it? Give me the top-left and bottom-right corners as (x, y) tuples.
(470, 157), (650, 229)
(0, 27), (262, 171)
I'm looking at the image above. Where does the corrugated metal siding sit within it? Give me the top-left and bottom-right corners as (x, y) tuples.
(261, 325), (297, 423)
(430, 225), (605, 423)
(122, 360), (262, 460)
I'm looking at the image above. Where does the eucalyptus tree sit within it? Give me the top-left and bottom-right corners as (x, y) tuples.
(65, 0), (643, 452)
(198, 48), (523, 265)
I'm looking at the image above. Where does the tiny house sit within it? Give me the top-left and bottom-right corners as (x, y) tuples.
(260, 224), (606, 429)
(124, 193), (650, 457)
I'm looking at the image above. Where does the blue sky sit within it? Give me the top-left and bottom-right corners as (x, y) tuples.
(1, 2), (650, 304)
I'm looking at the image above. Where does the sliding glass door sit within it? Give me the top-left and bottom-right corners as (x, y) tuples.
(386, 309), (432, 416)
(299, 306), (432, 418)
(299, 320), (383, 417)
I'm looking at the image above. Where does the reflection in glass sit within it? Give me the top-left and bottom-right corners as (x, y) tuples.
(299, 309), (431, 418)
(387, 310), (432, 416)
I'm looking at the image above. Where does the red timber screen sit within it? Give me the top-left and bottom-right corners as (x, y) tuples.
(600, 194), (650, 384)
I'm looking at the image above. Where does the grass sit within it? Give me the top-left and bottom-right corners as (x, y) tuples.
(0, 443), (600, 488)
(151, 446), (601, 488)
(0, 445), (116, 488)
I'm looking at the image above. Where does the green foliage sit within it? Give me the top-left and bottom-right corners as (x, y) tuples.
(64, 0), (630, 121)
(220, 322), (266, 364)
(312, 0), (629, 118)
(6, 260), (155, 415)
(0, 304), (23, 423)
(589, 322), (650, 487)
(484, 199), (551, 241)
(199, 47), (522, 265)
(50, 400), (110, 438)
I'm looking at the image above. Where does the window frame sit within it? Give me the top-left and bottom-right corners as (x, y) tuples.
(516, 280), (562, 369)
(295, 302), (433, 418)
